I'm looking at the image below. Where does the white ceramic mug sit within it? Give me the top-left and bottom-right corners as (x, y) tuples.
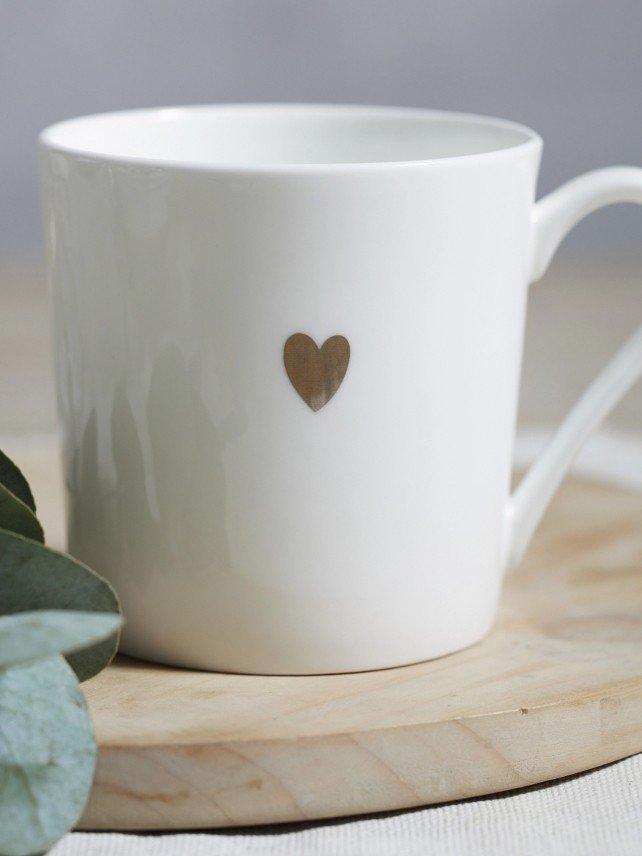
(40, 105), (642, 674)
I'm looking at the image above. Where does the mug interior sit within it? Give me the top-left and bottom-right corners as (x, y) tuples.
(40, 104), (539, 168)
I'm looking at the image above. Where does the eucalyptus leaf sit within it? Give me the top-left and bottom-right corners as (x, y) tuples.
(0, 530), (120, 681)
(0, 610), (122, 671)
(0, 482), (43, 543)
(0, 656), (95, 856)
(0, 449), (36, 513)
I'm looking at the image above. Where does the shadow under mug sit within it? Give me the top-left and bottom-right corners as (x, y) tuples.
(39, 104), (642, 674)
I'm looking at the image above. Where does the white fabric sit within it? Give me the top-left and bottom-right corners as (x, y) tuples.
(52, 755), (642, 856)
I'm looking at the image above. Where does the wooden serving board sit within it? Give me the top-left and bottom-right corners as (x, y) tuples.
(79, 477), (642, 831)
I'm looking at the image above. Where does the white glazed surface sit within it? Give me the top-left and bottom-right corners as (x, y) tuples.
(39, 105), (641, 673)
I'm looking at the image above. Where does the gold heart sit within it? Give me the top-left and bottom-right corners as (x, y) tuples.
(284, 333), (350, 412)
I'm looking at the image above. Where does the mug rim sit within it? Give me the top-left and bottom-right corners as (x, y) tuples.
(39, 102), (543, 174)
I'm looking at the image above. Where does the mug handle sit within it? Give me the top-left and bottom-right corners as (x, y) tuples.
(504, 167), (642, 571)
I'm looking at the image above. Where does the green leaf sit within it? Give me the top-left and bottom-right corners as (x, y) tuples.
(0, 483), (43, 543)
(0, 610), (122, 671)
(0, 656), (95, 856)
(0, 530), (121, 682)
(0, 449), (36, 513)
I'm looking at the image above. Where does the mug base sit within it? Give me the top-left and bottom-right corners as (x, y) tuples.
(118, 619), (494, 676)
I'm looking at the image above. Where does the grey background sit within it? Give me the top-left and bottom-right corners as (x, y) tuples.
(2, 0), (642, 259)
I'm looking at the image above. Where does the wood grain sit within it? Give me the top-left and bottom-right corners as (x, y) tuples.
(284, 333), (350, 411)
(78, 476), (642, 831)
